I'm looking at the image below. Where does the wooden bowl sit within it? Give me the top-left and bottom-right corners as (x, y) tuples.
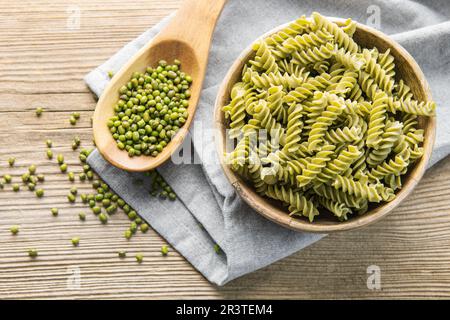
(214, 18), (436, 233)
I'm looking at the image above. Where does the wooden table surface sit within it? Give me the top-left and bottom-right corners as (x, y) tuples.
(1, 0), (450, 300)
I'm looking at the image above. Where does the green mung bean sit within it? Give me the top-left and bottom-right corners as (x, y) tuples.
(9, 225), (19, 235)
(51, 208), (59, 216)
(128, 211), (137, 220)
(3, 175), (12, 183)
(161, 245), (169, 256)
(36, 107), (44, 116)
(106, 204), (117, 214)
(71, 237), (80, 246)
(60, 164), (68, 173)
(135, 253), (143, 263)
(99, 213), (108, 224)
(92, 206), (101, 215)
(22, 173), (30, 183)
(28, 249), (38, 257)
(12, 184), (20, 192)
(10, 225), (19, 235)
(67, 193), (76, 203)
(36, 189), (44, 198)
(28, 165), (36, 174)
(140, 223), (149, 233)
(46, 149), (53, 159)
(8, 157), (15, 167)
(130, 222), (137, 234)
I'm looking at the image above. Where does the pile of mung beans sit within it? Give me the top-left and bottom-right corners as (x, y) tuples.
(107, 59), (192, 157)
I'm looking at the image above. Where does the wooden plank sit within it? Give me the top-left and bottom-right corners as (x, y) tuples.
(0, 0), (450, 299)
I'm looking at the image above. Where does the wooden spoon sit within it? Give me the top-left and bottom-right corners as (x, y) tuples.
(93, 0), (227, 171)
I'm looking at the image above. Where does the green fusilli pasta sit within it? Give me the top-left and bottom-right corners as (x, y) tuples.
(222, 12), (436, 222)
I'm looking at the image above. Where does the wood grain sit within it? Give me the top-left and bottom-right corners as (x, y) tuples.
(0, 0), (449, 299)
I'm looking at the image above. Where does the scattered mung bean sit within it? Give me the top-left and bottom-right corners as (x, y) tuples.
(57, 154), (64, 164)
(140, 223), (149, 233)
(28, 249), (38, 257)
(135, 253), (143, 263)
(28, 165), (36, 174)
(10, 225), (19, 235)
(67, 193), (76, 203)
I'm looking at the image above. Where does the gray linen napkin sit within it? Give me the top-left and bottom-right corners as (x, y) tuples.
(85, 0), (450, 285)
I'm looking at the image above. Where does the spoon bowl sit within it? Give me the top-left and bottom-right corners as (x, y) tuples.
(93, 0), (226, 171)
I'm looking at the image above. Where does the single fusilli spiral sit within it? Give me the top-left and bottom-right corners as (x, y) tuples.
(243, 69), (306, 90)
(292, 42), (335, 66)
(307, 95), (345, 151)
(332, 175), (382, 202)
(296, 144), (335, 187)
(250, 40), (279, 74)
(367, 120), (403, 167)
(316, 145), (361, 184)
(317, 197), (352, 221)
(366, 90), (388, 149)
(283, 103), (304, 154)
(362, 49), (395, 94)
(312, 12), (359, 53)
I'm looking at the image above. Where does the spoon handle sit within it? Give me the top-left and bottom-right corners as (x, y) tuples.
(154, 0), (227, 57)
